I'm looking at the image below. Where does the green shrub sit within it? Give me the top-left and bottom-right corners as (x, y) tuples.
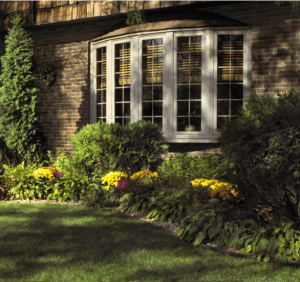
(0, 11), (48, 165)
(49, 147), (91, 201)
(118, 120), (169, 175)
(1, 158), (51, 200)
(69, 120), (169, 179)
(215, 87), (300, 224)
(156, 154), (223, 186)
(69, 121), (129, 180)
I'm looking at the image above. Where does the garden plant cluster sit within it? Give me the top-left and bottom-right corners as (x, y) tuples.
(2, 85), (300, 267)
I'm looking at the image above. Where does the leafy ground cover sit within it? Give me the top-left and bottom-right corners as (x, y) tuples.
(1, 202), (300, 282)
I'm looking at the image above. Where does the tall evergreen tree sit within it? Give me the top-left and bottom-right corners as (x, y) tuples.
(0, 11), (48, 165)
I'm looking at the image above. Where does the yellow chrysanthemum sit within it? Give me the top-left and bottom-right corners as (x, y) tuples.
(101, 171), (128, 190)
(191, 178), (238, 202)
(33, 167), (56, 181)
(130, 170), (159, 181)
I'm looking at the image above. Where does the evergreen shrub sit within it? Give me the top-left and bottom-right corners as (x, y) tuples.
(215, 87), (300, 224)
(0, 11), (48, 165)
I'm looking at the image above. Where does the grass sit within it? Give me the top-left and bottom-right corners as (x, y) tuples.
(0, 203), (300, 282)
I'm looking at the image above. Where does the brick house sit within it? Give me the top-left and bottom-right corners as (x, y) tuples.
(0, 1), (299, 165)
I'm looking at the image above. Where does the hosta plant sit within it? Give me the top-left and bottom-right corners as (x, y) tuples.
(178, 212), (300, 264)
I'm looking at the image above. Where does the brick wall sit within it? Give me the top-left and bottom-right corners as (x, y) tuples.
(1, 1), (299, 166)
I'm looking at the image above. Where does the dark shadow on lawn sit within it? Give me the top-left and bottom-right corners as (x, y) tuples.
(0, 203), (291, 281)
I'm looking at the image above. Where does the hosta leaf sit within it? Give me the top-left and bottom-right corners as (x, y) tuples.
(278, 246), (284, 253)
(168, 214), (175, 223)
(280, 254), (287, 264)
(278, 235), (285, 247)
(258, 251), (264, 261)
(193, 231), (206, 246)
(290, 240), (295, 251)
(246, 244), (252, 253)
(263, 254), (270, 262)
(284, 222), (294, 232)
(188, 226), (198, 237)
(228, 222), (234, 234)
(274, 252), (280, 260)
(217, 216), (223, 224)
(197, 217), (205, 227)
(285, 230), (293, 242)
(208, 225), (219, 239)
(259, 238), (269, 251)
(239, 224), (246, 235)
(293, 248), (300, 261)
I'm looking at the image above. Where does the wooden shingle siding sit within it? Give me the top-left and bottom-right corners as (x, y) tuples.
(0, 1), (199, 31)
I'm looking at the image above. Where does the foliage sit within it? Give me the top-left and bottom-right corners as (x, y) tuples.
(0, 11), (48, 165)
(215, 87), (300, 224)
(118, 120), (169, 176)
(102, 1), (146, 26)
(1, 160), (54, 200)
(179, 211), (300, 264)
(156, 154), (223, 186)
(69, 121), (128, 180)
(48, 147), (92, 201)
(275, 1), (300, 11)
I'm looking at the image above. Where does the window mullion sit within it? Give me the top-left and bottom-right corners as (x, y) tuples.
(107, 40), (113, 124)
(163, 32), (174, 139)
(131, 36), (139, 123)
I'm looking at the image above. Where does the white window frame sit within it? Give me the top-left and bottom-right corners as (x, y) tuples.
(90, 28), (251, 143)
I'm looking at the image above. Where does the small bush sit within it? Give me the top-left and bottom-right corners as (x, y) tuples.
(118, 120), (169, 175)
(70, 121), (128, 180)
(216, 87), (300, 224)
(156, 154), (223, 186)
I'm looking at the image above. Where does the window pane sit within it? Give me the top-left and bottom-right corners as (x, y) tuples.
(124, 103), (130, 116)
(153, 86), (163, 100)
(177, 117), (188, 131)
(190, 101), (201, 116)
(115, 103), (123, 116)
(177, 101), (189, 116)
(143, 87), (152, 101)
(142, 38), (163, 130)
(96, 47), (106, 121)
(190, 85), (201, 99)
(153, 102), (162, 116)
(231, 84), (243, 99)
(178, 85), (189, 100)
(177, 36), (202, 132)
(114, 43), (131, 125)
(190, 117), (201, 131)
(217, 84), (229, 99)
(143, 102), (152, 116)
(231, 100), (243, 115)
(153, 118), (162, 131)
(217, 101), (229, 115)
(217, 35), (244, 130)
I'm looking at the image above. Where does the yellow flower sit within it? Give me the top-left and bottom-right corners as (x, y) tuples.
(33, 167), (56, 181)
(101, 171), (128, 190)
(130, 170), (159, 181)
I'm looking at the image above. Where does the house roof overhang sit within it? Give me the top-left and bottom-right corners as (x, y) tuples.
(91, 7), (251, 43)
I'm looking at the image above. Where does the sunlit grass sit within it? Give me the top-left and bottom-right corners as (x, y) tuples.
(0, 202), (299, 282)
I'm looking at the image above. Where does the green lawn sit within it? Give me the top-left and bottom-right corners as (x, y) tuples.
(0, 202), (299, 282)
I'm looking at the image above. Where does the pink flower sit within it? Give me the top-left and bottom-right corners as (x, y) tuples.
(54, 171), (62, 178)
(116, 179), (130, 189)
(205, 189), (213, 195)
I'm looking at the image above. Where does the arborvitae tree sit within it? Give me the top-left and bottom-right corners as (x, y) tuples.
(0, 11), (48, 165)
